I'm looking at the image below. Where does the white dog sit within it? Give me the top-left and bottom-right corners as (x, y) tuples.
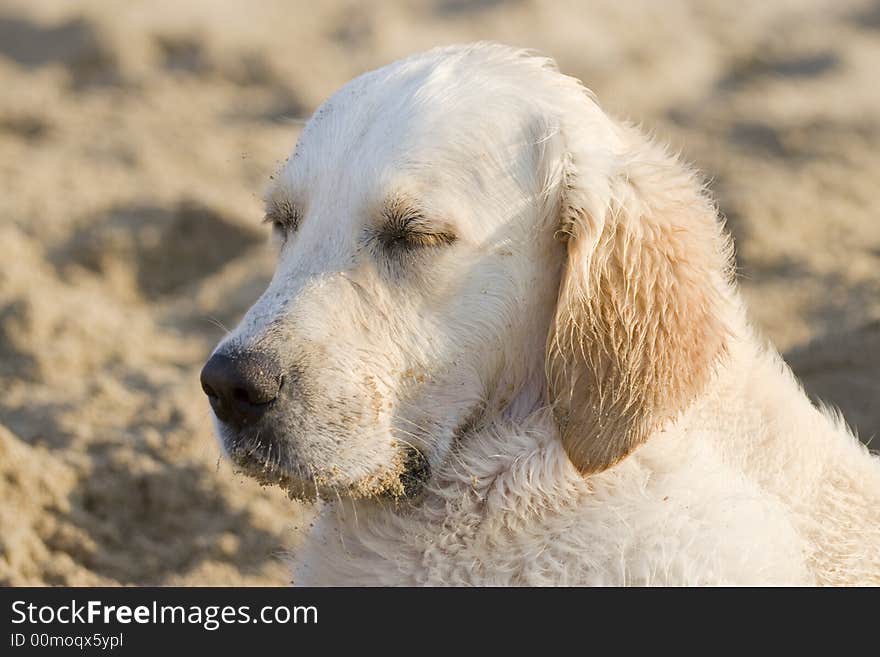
(200, 43), (880, 586)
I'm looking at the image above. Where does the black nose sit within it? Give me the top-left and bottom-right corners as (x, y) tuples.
(200, 351), (283, 428)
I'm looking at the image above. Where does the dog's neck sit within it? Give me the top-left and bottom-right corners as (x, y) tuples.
(494, 362), (550, 425)
(486, 310), (560, 427)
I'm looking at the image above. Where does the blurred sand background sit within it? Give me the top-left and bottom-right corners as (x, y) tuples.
(1, 0), (878, 585)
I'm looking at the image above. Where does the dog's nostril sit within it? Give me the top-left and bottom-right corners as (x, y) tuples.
(232, 385), (272, 406)
(199, 351), (283, 427)
(201, 381), (218, 400)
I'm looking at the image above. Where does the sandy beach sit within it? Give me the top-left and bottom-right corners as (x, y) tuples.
(1, 0), (878, 585)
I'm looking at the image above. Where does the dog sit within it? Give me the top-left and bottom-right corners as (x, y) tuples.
(200, 43), (880, 585)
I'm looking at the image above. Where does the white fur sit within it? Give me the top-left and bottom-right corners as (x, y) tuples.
(215, 43), (880, 586)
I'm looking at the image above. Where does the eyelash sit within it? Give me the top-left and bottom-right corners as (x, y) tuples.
(377, 215), (456, 253)
(264, 205), (300, 241)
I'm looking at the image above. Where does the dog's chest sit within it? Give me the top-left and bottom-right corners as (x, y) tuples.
(296, 486), (587, 586)
(292, 429), (811, 586)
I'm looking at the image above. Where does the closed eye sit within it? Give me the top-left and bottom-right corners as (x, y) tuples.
(379, 224), (457, 251)
(376, 210), (457, 254)
(263, 199), (301, 242)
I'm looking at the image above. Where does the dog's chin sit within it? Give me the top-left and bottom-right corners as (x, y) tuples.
(220, 428), (430, 504)
(226, 443), (321, 503)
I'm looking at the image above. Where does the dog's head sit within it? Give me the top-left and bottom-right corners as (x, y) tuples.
(201, 44), (732, 501)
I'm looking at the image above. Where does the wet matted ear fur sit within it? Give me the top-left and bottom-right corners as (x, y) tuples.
(546, 120), (733, 475)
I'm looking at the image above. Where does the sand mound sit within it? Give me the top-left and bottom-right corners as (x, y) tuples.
(1, 0), (878, 585)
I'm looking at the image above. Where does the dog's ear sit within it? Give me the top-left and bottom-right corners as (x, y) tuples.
(546, 118), (732, 475)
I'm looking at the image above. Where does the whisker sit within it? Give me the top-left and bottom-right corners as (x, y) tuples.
(203, 315), (232, 334)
